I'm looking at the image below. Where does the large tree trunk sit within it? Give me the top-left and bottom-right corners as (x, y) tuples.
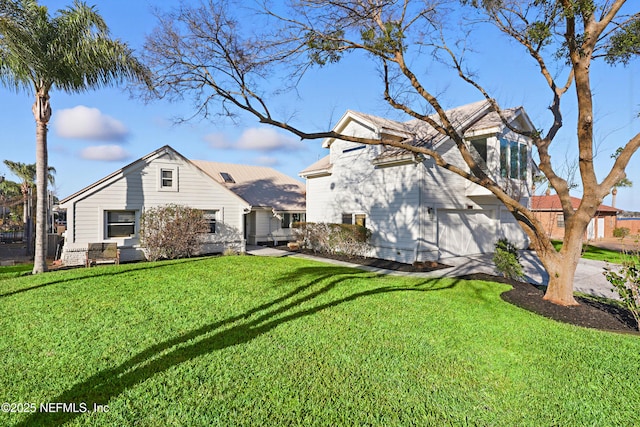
(533, 220), (587, 306)
(32, 91), (51, 274)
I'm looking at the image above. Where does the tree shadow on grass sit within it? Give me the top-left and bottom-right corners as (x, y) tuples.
(15, 265), (460, 427)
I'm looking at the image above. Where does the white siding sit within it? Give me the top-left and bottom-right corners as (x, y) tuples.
(304, 120), (531, 263)
(499, 207), (530, 249)
(61, 150), (248, 265)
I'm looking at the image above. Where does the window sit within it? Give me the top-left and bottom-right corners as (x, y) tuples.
(557, 214), (565, 228)
(106, 210), (136, 238)
(354, 214), (366, 227)
(510, 140), (519, 179)
(342, 213), (366, 227)
(203, 211), (217, 233)
(470, 138), (488, 163)
(281, 213), (305, 229)
(281, 213), (291, 229)
(161, 169), (173, 188)
(220, 172), (235, 183)
(499, 138), (528, 180)
(159, 167), (177, 191)
(519, 143), (528, 180)
(500, 138), (509, 178)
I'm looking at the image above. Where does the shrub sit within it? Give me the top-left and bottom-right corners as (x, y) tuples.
(613, 227), (630, 239)
(492, 238), (525, 281)
(140, 204), (209, 261)
(223, 247), (239, 256)
(604, 250), (640, 330)
(293, 222), (371, 257)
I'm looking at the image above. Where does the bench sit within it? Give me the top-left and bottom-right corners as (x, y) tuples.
(86, 243), (120, 267)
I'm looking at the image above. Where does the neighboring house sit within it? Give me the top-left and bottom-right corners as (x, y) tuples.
(617, 212), (640, 236)
(530, 193), (620, 240)
(59, 145), (305, 266)
(300, 100), (534, 264)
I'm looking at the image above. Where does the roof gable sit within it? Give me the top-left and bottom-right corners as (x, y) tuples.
(59, 145), (249, 208)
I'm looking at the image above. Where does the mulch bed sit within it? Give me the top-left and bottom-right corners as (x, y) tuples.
(292, 249), (451, 272)
(466, 273), (638, 334)
(282, 247), (638, 333)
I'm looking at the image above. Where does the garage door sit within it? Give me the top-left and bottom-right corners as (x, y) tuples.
(437, 210), (496, 256)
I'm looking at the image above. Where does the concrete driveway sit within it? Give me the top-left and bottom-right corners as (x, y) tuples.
(435, 251), (619, 300)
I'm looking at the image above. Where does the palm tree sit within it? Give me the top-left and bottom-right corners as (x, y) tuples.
(611, 177), (632, 208)
(0, 177), (21, 227)
(3, 161), (36, 224)
(3, 160), (56, 250)
(0, 0), (150, 273)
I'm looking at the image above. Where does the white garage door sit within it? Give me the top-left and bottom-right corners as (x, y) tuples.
(438, 210), (496, 256)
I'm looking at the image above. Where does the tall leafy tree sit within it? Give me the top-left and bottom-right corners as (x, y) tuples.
(0, 0), (150, 273)
(143, 0), (640, 306)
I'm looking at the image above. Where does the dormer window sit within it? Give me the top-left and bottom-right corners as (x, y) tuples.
(220, 172), (235, 183)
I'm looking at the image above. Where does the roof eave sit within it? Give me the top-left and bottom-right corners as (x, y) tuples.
(299, 168), (332, 178)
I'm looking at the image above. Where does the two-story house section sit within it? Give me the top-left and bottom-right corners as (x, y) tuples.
(299, 100), (535, 264)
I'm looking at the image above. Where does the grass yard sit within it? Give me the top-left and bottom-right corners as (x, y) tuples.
(1, 256), (639, 426)
(551, 239), (636, 264)
(0, 263), (32, 281)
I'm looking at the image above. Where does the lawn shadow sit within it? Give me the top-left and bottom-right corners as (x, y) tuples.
(0, 257), (212, 298)
(15, 265), (458, 426)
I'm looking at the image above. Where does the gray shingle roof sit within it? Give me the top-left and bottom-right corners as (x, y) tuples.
(191, 160), (306, 211)
(364, 101), (523, 162)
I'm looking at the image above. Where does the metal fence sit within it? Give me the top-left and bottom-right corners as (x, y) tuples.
(0, 231), (24, 243)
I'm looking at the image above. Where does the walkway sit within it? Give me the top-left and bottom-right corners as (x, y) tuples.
(246, 246), (619, 300)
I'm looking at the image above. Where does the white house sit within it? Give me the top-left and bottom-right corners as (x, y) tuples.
(299, 100), (534, 264)
(59, 145), (305, 265)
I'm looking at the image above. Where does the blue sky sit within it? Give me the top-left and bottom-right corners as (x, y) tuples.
(1, 0), (638, 211)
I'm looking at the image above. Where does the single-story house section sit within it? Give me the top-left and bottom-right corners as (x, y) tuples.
(530, 192), (620, 240)
(300, 100), (534, 264)
(59, 145), (305, 266)
(190, 160), (306, 245)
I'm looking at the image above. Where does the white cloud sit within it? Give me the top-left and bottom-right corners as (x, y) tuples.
(204, 127), (304, 152)
(55, 106), (128, 141)
(254, 156), (280, 167)
(79, 145), (131, 162)
(204, 133), (233, 150)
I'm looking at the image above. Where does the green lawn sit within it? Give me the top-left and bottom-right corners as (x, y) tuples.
(551, 240), (636, 264)
(0, 263), (32, 281)
(1, 256), (639, 426)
